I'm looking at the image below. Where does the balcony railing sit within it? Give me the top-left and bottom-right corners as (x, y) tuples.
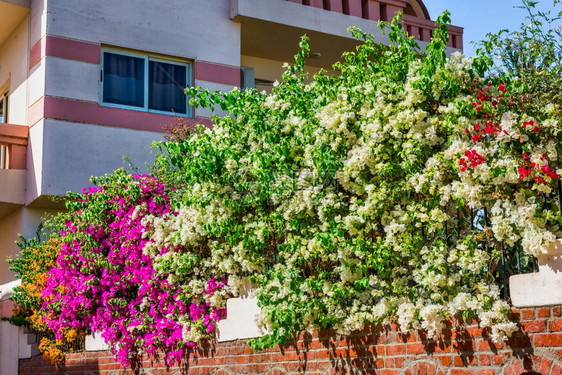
(286, 0), (463, 49)
(0, 124), (27, 170)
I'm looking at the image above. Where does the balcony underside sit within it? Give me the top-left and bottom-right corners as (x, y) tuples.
(0, 0), (29, 47)
(0, 169), (25, 219)
(240, 17), (365, 70)
(233, 0), (462, 68)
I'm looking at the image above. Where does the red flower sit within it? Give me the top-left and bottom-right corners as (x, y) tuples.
(463, 149), (485, 168)
(541, 165), (559, 179)
(518, 167), (531, 180)
(459, 158), (468, 172)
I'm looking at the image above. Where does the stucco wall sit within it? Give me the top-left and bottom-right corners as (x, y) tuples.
(0, 16), (29, 125)
(45, 0), (240, 67)
(0, 207), (57, 285)
(27, 119), (165, 200)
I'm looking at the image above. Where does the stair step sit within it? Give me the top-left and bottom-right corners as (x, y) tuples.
(26, 333), (37, 345)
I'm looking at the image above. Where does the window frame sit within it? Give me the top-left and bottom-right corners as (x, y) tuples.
(0, 91), (8, 124)
(100, 48), (192, 117)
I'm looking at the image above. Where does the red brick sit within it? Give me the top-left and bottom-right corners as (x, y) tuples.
(476, 370), (495, 375)
(384, 357), (394, 368)
(550, 318), (562, 332)
(454, 355), (465, 367)
(537, 307), (551, 318)
(541, 357), (553, 374)
(440, 356), (453, 367)
(314, 350), (330, 360)
(479, 354), (491, 366)
(380, 370), (399, 375)
(510, 308), (520, 319)
(513, 359), (524, 374)
(284, 351), (299, 361)
(465, 326), (485, 338)
(552, 306), (561, 317)
(376, 333), (395, 345)
(396, 332), (418, 343)
(427, 362), (436, 375)
(395, 356), (404, 368)
(407, 343), (425, 354)
(521, 308), (535, 319)
(535, 333), (562, 347)
(386, 345), (406, 355)
(478, 340), (502, 351)
(551, 363), (562, 375)
(375, 345), (385, 355)
(521, 319), (547, 333)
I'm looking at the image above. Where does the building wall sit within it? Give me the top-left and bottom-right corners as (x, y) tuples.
(20, 0), (243, 202)
(18, 306), (562, 375)
(0, 207), (58, 285)
(45, 0), (240, 67)
(33, 119), (165, 198)
(0, 16), (29, 126)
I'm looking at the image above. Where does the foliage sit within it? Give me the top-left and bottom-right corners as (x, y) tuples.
(6, 226), (83, 363)
(42, 171), (230, 368)
(476, 0), (562, 108)
(151, 11), (560, 350)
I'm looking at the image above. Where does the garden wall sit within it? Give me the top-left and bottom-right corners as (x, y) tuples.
(19, 306), (562, 375)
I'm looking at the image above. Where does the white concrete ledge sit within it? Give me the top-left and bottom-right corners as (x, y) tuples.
(85, 333), (109, 351)
(510, 239), (562, 307)
(216, 280), (266, 342)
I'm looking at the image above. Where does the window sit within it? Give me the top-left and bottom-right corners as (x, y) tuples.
(101, 49), (191, 116)
(0, 92), (7, 123)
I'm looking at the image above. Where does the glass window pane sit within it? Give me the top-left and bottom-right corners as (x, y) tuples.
(148, 61), (187, 114)
(103, 52), (145, 107)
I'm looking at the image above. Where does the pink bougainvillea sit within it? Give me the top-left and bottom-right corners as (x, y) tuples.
(43, 173), (226, 367)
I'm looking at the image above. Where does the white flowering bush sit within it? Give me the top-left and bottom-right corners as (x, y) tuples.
(147, 11), (562, 350)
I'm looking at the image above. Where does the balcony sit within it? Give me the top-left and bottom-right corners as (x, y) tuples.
(0, 0), (29, 47)
(286, 0), (463, 48)
(232, 0), (462, 75)
(0, 123), (27, 219)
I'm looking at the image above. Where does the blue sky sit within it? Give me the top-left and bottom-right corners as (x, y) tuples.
(423, 0), (561, 56)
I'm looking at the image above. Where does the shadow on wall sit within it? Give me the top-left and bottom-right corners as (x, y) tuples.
(17, 307), (562, 375)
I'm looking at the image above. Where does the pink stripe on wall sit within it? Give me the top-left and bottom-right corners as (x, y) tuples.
(29, 38), (43, 69)
(195, 61), (241, 87)
(30, 35), (100, 70)
(31, 36), (241, 87)
(42, 96), (211, 133)
(28, 97), (44, 126)
(45, 36), (100, 65)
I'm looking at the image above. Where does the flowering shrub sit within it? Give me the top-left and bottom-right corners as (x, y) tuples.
(7, 231), (82, 363)
(42, 171), (230, 367)
(154, 12), (559, 349)
(8, 5), (561, 369)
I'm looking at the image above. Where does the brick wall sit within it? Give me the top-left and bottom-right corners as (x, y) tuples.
(19, 306), (562, 375)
